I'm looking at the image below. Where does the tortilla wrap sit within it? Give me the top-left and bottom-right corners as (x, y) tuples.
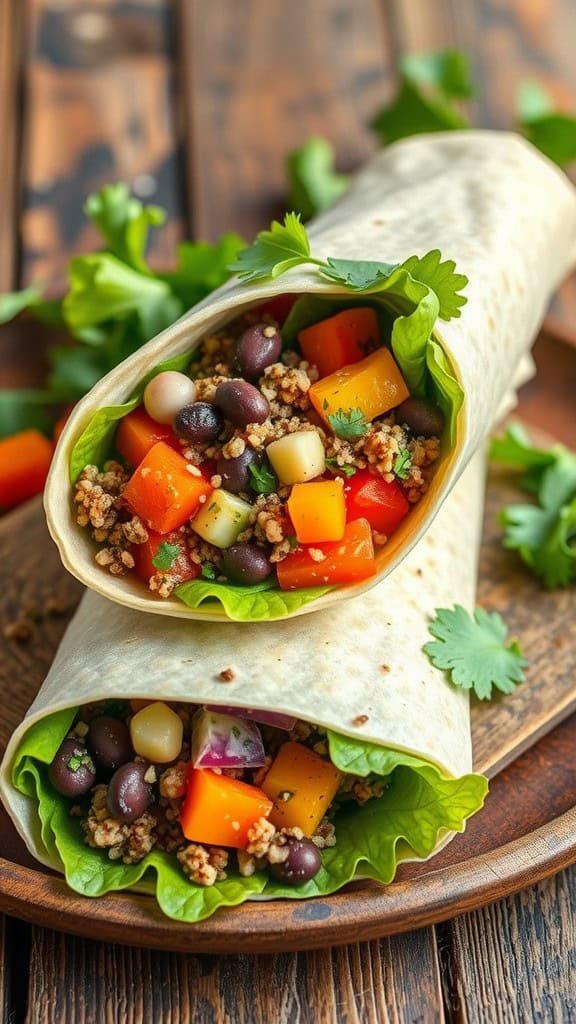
(1, 451), (489, 920)
(44, 131), (576, 621)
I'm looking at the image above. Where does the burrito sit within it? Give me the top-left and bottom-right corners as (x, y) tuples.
(1, 453), (488, 922)
(45, 131), (576, 622)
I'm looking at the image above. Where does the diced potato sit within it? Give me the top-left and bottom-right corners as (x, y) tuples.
(262, 741), (341, 835)
(266, 430), (325, 485)
(309, 347), (410, 427)
(130, 701), (183, 763)
(191, 489), (252, 549)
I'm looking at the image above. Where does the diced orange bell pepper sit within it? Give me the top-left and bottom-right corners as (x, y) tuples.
(287, 479), (346, 544)
(0, 429), (54, 509)
(262, 741), (341, 835)
(122, 441), (212, 534)
(298, 307), (381, 377)
(116, 405), (180, 469)
(180, 767), (273, 848)
(132, 528), (201, 586)
(277, 517), (376, 590)
(309, 348), (409, 428)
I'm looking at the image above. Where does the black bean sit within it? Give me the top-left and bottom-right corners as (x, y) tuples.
(173, 402), (224, 444)
(48, 738), (96, 798)
(395, 397), (444, 438)
(216, 447), (259, 494)
(87, 716), (133, 777)
(269, 838), (322, 885)
(234, 323), (282, 379)
(221, 543), (273, 585)
(107, 762), (154, 823)
(214, 380), (269, 428)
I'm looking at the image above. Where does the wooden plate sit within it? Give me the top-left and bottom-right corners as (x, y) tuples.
(0, 322), (575, 953)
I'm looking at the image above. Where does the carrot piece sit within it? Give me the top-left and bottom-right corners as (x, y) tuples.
(0, 429), (54, 509)
(287, 479), (346, 544)
(132, 528), (201, 586)
(298, 307), (381, 377)
(277, 518), (376, 590)
(262, 742), (341, 835)
(181, 767), (273, 848)
(309, 348), (409, 427)
(122, 442), (212, 534)
(116, 405), (179, 469)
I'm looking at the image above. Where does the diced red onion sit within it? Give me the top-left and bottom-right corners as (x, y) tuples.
(204, 705), (297, 731)
(192, 709), (266, 769)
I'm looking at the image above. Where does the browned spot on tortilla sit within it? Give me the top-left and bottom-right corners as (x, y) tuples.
(352, 714), (369, 726)
(219, 667), (235, 682)
(380, 664), (390, 673)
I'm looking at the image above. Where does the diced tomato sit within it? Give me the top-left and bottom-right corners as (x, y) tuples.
(254, 293), (297, 325)
(344, 470), (410, 535)
(0, 430), (54, 509)
(116, 405), (180, 469)
(277, 518), (376, 590)
(298, 307), (381, 377)
(132, 529), (200, 586)
(122, 442), (213, 534)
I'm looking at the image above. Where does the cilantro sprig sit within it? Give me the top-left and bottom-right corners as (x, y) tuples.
(151, 542), (181, 572)
(393, 448), (412, 480)
(327, 408), (368, 441)
(249, 462), (277, 495)
(424, 605), (527, 701)
(490, 424), (576, 588)
(229, 213), (323, 283)
(325, 458), (357, 478)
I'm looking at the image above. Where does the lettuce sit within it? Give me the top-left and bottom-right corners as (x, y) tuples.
(11, 710), (488, 923)
(175, 578), (334, 622)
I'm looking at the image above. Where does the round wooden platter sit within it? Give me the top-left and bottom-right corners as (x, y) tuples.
(0, 323), (575, 953)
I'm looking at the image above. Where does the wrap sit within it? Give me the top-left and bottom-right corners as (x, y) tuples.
(1, 453), (488, 922)
(45, 131), (576, 622)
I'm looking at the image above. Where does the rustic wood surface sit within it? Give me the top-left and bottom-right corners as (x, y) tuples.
(1, 0), (576, 1019)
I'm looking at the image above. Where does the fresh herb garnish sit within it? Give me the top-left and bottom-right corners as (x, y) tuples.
(151, 542), (181, 572)
(229, 213), (323, 283)
(66, 751), (95, 773)
(249, 462), (277, 495)
(517, 81), (576, 167)
(286, 535), (299, 550)
(327, 408), (368, 441)
(393, 448), (412, 480)
(325, 457), (357, 478)
(490, 424), (576, 588)
(200, 563), (218, 581)
(424, 605), (527, 700)
(286, 137), (349, 220)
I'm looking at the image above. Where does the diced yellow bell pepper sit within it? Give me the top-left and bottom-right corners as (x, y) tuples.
(287, 479), (346, 544)
(262, 741), (341, 835)
(309, 347), (409, 427)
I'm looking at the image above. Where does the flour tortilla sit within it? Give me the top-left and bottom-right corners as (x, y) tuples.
(44, 131), (576, 621)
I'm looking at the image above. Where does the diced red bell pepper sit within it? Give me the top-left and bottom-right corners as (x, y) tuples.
(298, 307), (381, 377)
(277, 518), (376, 590)
(132, 528), (200, 586)
(344, 470), (410, 535)
(116, 405), (180, 469)
(122, 441), (213, 534)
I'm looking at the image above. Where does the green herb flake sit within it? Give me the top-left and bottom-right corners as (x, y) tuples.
(66, 750), (95, 773)
(151, 542), (181, 572)
(231, 726), (241, 739)
(327, 407), (368, 441)
(286, 535), (299, 550)
(200, 563), (217, 581)
(423, 605), (528, 701)
(325, 458), (357, 478)
(393, 448), (412, 480)
(249, 462), (277, 495)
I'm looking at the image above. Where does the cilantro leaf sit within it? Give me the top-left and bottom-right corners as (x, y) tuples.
(489, 422), (559, 472)
(424, 605), (527, 700)
(324, 458), (357, 478)
(286, 137), (349, 220)
(393, 448), (412, 480)
(229, 213), (321, 283)
(84, 184), (165, 273)
(151, 542), (181, 572)
(201, 562), (218, 581)
(249, 462), (277, 495)
(401, 250), (468, 320)
(401, 50), (474, 100)
(320, 258), (400, 290)
(327, 407), (368, 440)
(517, 81), (576, 167)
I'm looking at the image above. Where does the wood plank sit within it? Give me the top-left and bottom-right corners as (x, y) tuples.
(448, 868), (576, 1023)
(0, 0), (23, 288)
(25, 928), (444, 1023)
(20, 0), (184, 292)
(179, 0), (393, 241)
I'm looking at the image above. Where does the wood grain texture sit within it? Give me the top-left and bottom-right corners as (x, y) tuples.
(25, 928), (445, 1023)
(0, 0), (23, 289)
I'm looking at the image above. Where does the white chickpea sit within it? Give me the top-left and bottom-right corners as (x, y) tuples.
(143, 371), (197, 424)
(130, 701), (183, 763)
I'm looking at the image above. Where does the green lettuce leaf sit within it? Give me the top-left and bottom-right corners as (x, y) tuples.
(11, 710), (487, 922)
(286, 137), (350, 220)
(175, 578), (334, 621)
(84, 184), (166, 274)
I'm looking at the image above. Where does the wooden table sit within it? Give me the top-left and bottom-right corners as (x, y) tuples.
(1, 2), (575, 1020)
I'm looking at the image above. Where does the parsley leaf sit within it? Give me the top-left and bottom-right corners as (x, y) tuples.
(393, 448), (412, 480)
(324, 458), (357, 478)
(249, 462), (277, 495)
(151, 542), (181, 572)
(286, 137), (349, 220)
(229, 213), (322, 283)
(201, 563), (218, 581)
(371, 51), (472, 146)
(517, 80), (576, 167)
(401, 250), (468, 320)
(327, 407), (368, 440)
(424, 605), (527, 701)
